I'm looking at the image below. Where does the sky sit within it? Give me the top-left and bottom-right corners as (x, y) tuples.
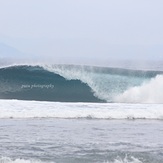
(0, 0), (163, 64)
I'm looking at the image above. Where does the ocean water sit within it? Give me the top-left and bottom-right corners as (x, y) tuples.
(0, 118), (163, 163)
(0, 63), (163, 163)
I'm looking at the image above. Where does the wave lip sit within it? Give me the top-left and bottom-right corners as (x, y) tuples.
(1, 100), (163, 119)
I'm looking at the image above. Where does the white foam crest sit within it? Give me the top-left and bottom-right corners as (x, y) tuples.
(0, 100), (163, 119)
(105, 156), (142, 163)
(115, 75), (163, 104)
(0, 157), (53, 163)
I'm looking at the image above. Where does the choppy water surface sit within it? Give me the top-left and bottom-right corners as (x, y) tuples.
(0, 119), (163, 163)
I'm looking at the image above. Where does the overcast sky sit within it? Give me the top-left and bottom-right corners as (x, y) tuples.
(0, 0), (163, 64)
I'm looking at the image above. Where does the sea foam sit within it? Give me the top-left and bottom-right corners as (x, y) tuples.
(0, 100), (163, 119)
(115, 75), (163, 103)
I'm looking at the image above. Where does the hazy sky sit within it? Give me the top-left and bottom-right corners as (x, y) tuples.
(0, 0), (163, 64)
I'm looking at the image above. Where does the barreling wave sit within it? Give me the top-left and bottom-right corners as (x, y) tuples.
(0, 65), (102, 102)
(0, 64), (163, 103)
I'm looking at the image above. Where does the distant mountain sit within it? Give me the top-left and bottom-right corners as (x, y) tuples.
(0, 42), (25, 58)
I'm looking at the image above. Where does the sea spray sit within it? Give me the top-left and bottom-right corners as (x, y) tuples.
(0, 64), (163, 103)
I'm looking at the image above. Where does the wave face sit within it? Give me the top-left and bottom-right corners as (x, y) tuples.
(0, 64), (163, 103)
(0, 65), (101, 102)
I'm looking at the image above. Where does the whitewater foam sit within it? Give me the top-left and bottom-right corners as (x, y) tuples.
(0, 157), (52, 163)
(106, 156), (142, 163)
(0, 99), (163, 119)
(115, 75), (163, 103)
(0, 156), (143, 163)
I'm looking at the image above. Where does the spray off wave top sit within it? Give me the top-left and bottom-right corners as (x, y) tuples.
(0, 64), (163, 103)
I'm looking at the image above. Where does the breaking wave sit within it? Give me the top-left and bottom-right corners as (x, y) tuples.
(0, 64), (163, 103)
(115, 75), (163, 103)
